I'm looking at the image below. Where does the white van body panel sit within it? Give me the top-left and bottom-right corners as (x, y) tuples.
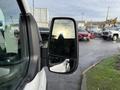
(24, 68), (47, 90)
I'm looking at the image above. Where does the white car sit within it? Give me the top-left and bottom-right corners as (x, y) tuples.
(102, 28), (120, 41)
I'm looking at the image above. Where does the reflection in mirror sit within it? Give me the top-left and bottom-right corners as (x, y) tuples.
(52, 20), (75, 39)
(50, 59), (70, 73)
(49, 18), (77, 73)
(49, 19), (76, 58)
(49, 54), (75, 73)
(0, 21), (3, 27)
(0, 68), (10, 77)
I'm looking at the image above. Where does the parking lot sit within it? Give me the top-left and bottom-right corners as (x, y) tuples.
(46, 38), (120, 90)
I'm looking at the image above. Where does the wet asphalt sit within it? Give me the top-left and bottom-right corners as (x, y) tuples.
(45, 38), (120, 90)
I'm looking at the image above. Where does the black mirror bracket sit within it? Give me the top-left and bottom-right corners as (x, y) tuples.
(41, 47), (48, 67)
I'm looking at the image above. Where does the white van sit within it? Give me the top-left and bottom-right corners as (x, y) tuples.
(0, 0), (79, 90)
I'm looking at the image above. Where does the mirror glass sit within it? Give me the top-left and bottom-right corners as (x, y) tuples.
(49, 18), (77, 73)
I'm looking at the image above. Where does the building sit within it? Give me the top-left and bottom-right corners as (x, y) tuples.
(33, 8), (49, 28)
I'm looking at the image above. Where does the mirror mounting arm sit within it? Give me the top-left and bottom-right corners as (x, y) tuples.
(41, 47), (48, 67)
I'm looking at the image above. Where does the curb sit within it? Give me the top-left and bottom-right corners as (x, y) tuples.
(82, 60), (102, 75)
(81, 60), (103, 90)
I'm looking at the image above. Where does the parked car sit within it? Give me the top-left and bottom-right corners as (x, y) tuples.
(87, 30), (96, 39)
(78, 29), (91, 41)
(90, 28), (102, 38)
(102, 27), (120, 41)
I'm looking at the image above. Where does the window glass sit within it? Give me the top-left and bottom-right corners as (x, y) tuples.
(0, 0), (28, 89)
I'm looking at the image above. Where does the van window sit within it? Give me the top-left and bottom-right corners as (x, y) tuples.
(0, 0), (29, 90)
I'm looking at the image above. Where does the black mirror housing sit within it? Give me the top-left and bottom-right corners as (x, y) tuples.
(48, 17), (79, 74)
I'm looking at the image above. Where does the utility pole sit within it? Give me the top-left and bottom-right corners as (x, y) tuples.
(106, 6), (110, 21)
(10, 16), (14, 24)
(81, 12), (84, 21)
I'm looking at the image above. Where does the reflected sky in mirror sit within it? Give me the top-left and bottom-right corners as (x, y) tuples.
(52, 19), (75, 39)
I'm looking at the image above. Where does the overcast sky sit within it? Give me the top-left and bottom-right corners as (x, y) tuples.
(28, 0), (120, 21)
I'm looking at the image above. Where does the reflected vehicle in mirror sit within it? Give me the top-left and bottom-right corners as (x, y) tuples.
(0, 8), (5, 39)
(48, 17), (79, 74)
(0, 21), (3, 27)
(0, 8), (5, 31)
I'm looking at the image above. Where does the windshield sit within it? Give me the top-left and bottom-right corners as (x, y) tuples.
(0, 0), (28, 90)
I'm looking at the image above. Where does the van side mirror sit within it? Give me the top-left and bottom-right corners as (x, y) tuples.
(48, 17), (79, 74)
